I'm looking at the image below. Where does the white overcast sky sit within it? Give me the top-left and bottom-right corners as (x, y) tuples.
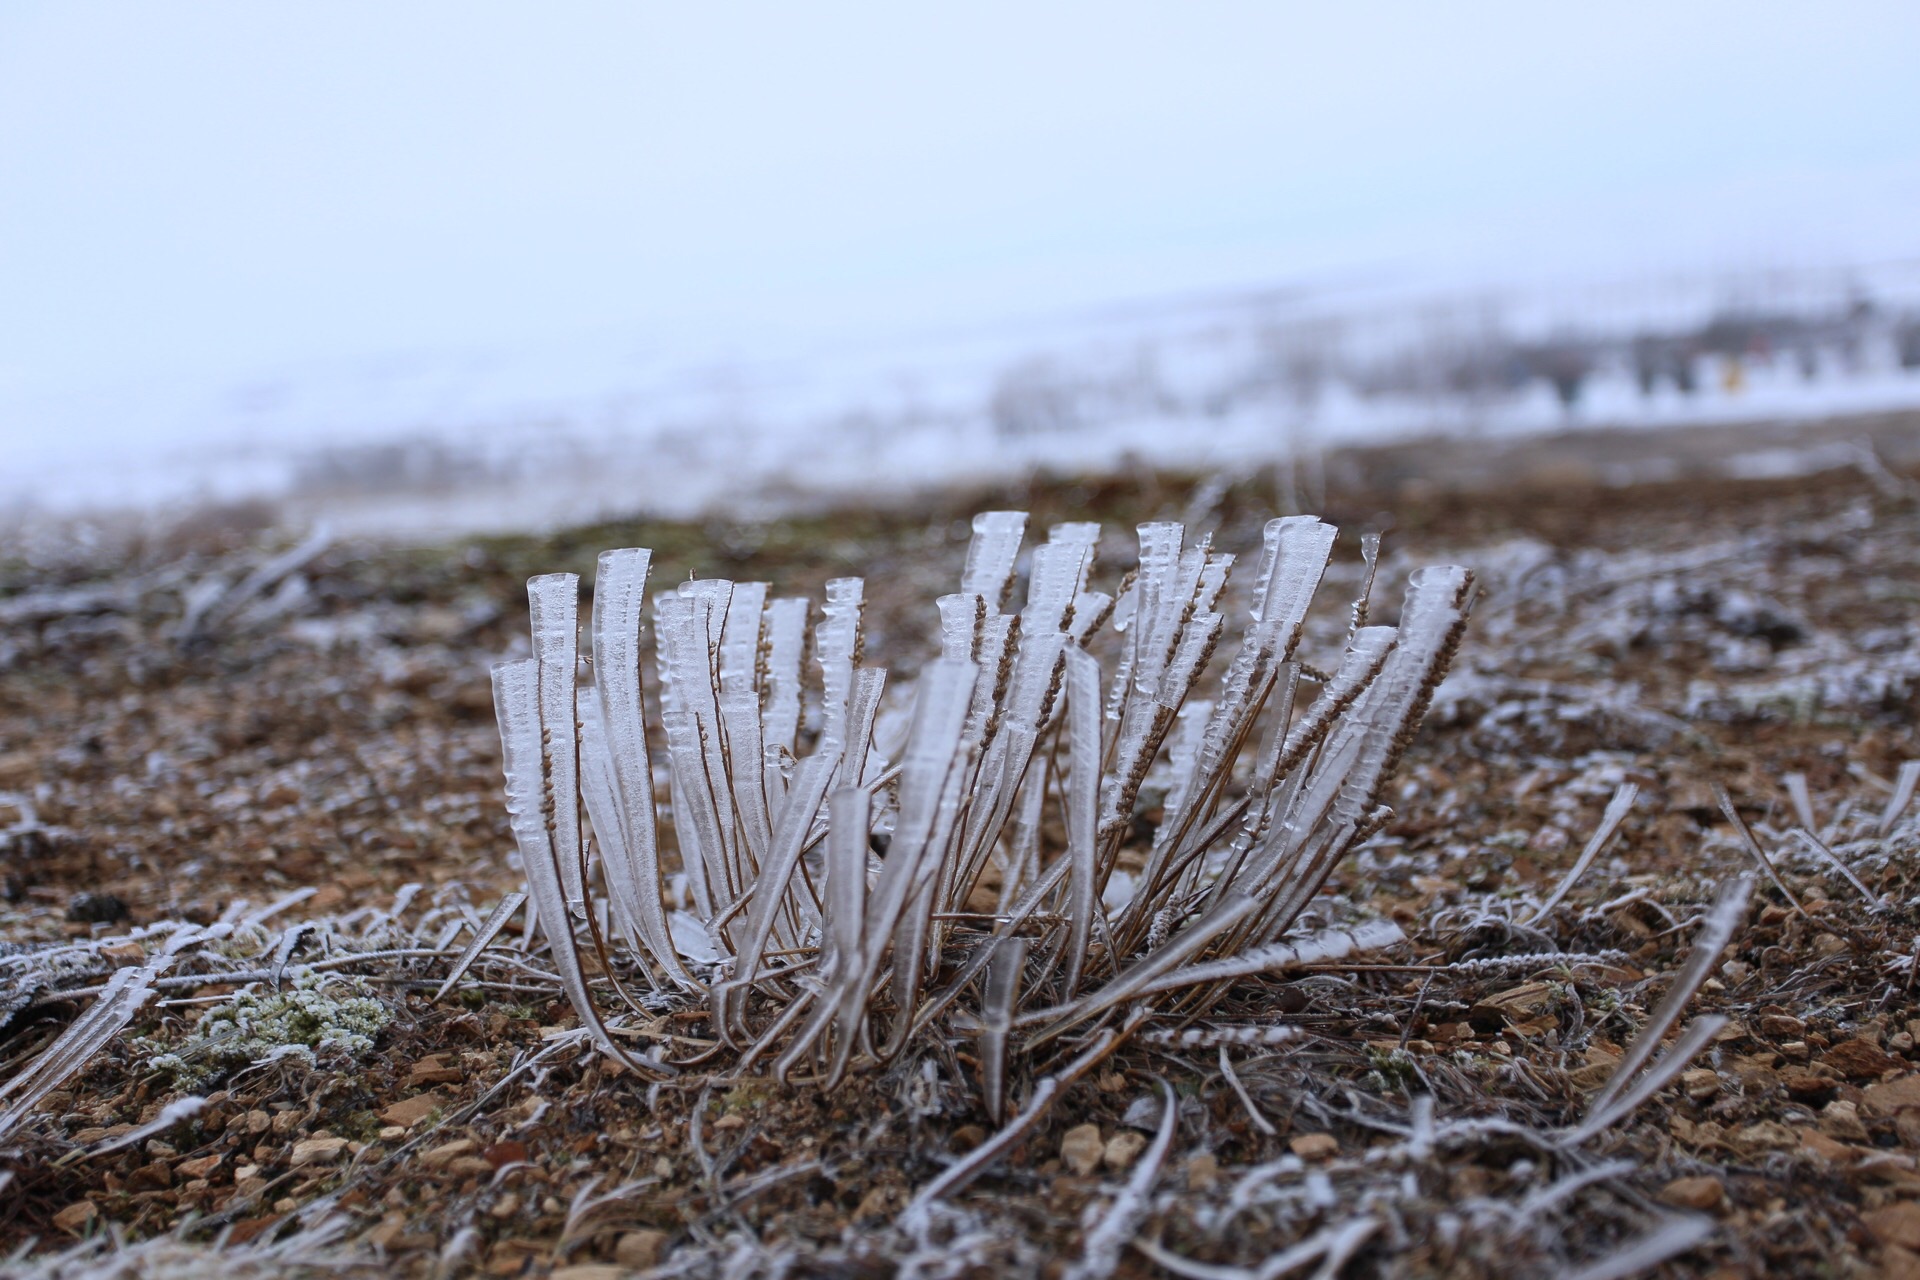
(2, 2), (1918, 400)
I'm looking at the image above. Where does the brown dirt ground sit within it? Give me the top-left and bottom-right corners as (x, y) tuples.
(2, 416), (1919, 1278)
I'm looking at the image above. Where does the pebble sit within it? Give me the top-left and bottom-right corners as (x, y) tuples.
(1681, 1068), (1720, 1100)
(419, 1138), (478, 1168)
(1660, 1175), (1724, 1211)
(1060, 1123), (1103, 1177)
(1289, 1133), (1338, 1161)
(616, 1229), (670, 1268)
(379, 1095), (441, 1129)
(51, 1201), (97, 1235)
(1103, 1131), (1148, 1172)
(290, 1136), (350, 1166)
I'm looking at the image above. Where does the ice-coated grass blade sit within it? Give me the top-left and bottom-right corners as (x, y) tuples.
(1527, 783), (1638, 925)
(433, 892), (527, 1003)
(1588, 874), (1751, 1119)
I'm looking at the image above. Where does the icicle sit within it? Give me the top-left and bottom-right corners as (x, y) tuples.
(723, 748), (841, 1040)
(1048, 919), (1407, 1009)
(1062, 645), (1104, 992)
(816, 578), (864, 755)
(1244, 565), (1472, 941)
(589, 548), (690, 987)
(527, 574), (586, 914)
(493, 659), (665, 1074)
(577, 701), (662, 988)
(961, 511), (1028, 613)
(1021, 522), (1100, 637)
(1159, 698), (1213, 823)
(760, 597), (811, 773)
(966, 612), (1018, 746)
(936, 593), (984, 663)
(980, 936), (1029, 1123)
(1349, 530), (1382, 636)
(654, 590), (738, 938)
(719, 581), (772, 863)
(778, 660), (977, 1083)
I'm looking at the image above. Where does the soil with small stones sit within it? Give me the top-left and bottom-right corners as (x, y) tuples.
(2, 416), (1919, 1279)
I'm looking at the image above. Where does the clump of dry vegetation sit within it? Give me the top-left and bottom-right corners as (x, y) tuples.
(2, 423), (1919, 1278)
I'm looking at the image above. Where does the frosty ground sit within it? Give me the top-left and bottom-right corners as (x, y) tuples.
(2, 415), (1918, 1278)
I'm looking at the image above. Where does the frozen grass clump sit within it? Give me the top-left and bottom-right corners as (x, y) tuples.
(145, 968), (389, 1088)
(487, 510), (1473, 1104)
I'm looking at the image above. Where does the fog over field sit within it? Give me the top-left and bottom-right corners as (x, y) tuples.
(4, 4), (1919, 530)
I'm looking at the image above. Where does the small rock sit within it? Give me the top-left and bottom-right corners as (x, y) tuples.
(1469, 982), (1552, 1027)
(290, 1137), (349, 1166)
(1186, 1153), (1220, 1191)
(377, 1125), (406, 1141)
(100, 941), (145, 967)
(1824, 1037), (1902, 1080)
(1060, 1123), (1103, 1177)
(1782, 1069), (1838, 1102)
(1810, 932), (1848, 957)
(852, 1185), (900, 1220)
(1864, 1202), (1920, 1251)
(176, 1153), (223, 1179)
(1733, 1121), (1800, 1152)
(616, 1229), (670, 1268)
(1289, 1133), (1339, 1161)
(1660, 1175), (1724, 1211)
(484, 1140), (528, 1170)
(379, 1095), (441, 1129)
(1568, 1063), (1616, 1090)
(1103, 1131), (1148, 1172)
(1681, 1068), (1720, 1100)
(1822, 1100), (1870, 1142)
(712, 1113), (747, 1131)
(1800, 1130), (1861, 1164)
(126, 1162), (173, 1191)
(51, 1201), (98, 1235)
(444, 1156), (495, 1178)
(419, 1138), (478, 1168)
(1759, 1014), (1807, 1039)
(488, 1193), (520, 1219)
(407, 1055), (462, 1086)
(1865, 1076), (1920, 1116)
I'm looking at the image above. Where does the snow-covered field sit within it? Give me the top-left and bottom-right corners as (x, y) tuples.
(8, 263), (1920, 537)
